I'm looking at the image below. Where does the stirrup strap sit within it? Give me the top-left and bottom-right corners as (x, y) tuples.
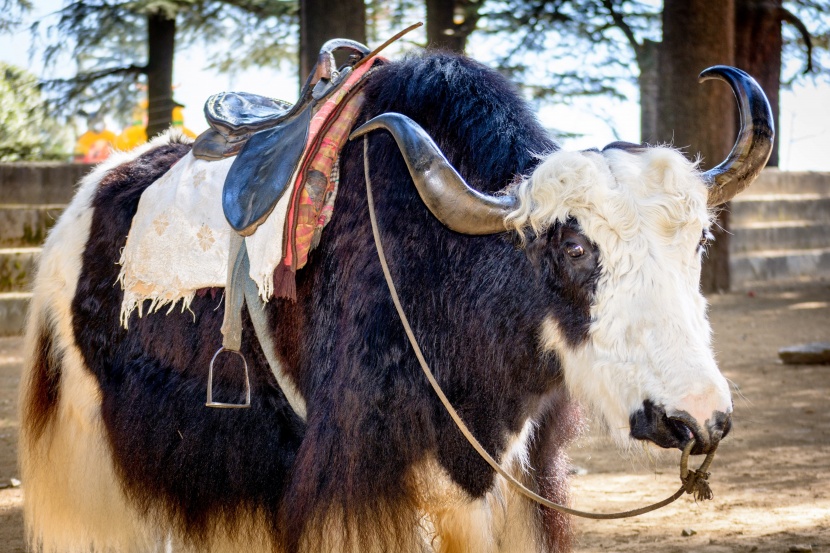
(209, 234), (307, 418)
(208, 233), (251, 408)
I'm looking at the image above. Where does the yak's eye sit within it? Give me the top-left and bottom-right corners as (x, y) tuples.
(564, 242), (585, 258)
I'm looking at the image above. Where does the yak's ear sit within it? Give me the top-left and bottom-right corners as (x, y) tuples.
(350, 112), (516, 235)
(699, 66), (774, 207)
(602, 141), (646, 153)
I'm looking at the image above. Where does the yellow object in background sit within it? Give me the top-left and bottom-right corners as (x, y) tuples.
(78, 100), (195, 158)
(74, 128), (117, 163)
(114, 103), (195, 152)
(115, 123), (148, 151)
(172, 106), (197, 139)
(115, 100), (149, 151)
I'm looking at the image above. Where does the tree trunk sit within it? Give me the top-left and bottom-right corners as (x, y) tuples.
(657, 0), (736, 292)
(425, 0), (481, 53)
(145, 11), (176, 139)
(734, 0), (781, 166)
(638, 39), (660, 144)
(299, 0), (366, 88)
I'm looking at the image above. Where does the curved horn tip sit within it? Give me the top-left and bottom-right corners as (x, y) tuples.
(698, 65), (753, 84)
(349, 113), (410, 141)
(698, 65), (775, 206)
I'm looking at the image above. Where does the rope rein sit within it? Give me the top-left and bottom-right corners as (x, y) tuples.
(362, 136), (717, 519)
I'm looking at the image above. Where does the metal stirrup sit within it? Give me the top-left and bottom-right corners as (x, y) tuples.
(206, 348), (251, 408)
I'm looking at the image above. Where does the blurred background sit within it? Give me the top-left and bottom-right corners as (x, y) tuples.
(0, 0), (827, 168)
(0, 0), (828, 296)
(0, 4), (828, 552)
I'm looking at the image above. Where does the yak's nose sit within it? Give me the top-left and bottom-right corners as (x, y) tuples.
(630, 400), (732, 454)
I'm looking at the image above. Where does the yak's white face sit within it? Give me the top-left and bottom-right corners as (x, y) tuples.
(508, 146), (732, 452)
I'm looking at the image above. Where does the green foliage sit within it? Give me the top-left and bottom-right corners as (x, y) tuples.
(474, 1), (657, 102)
(0, 62), (70, 161)
(783, 0), (830, 84)
(470, 0), (828, 102)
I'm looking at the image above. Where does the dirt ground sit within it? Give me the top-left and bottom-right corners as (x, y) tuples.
(0, 281), (828, 552)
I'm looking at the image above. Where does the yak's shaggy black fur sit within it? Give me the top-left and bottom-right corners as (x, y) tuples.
(72, 53), (595, 552)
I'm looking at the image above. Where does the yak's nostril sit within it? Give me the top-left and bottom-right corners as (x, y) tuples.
(630, 400), (694, 451)
(632, 401), (733, 454)
(671, 409), (733, 454)
(709, 410), (732, 444)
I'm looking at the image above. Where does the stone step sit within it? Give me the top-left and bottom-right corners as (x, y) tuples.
(0, 163), (90, 204)
(730, 221), (830, 254)
(0, 204), (65, 247)
(0, 247), (40, 293)
(729, 195), (830, 225)
(747, 169), (830, 196)
(730, 246), (830, 287)
(0, 292), (30, 336)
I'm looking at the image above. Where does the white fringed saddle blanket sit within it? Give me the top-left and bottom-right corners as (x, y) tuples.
(116, 151), (293, 327)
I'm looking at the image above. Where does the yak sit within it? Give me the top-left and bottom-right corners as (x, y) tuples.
(19, 51), (772, 553)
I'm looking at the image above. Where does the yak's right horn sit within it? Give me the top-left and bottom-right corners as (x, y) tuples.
(699, 66), (774, 207)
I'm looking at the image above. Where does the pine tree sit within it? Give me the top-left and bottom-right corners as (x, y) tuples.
(37, 0), (295, 137)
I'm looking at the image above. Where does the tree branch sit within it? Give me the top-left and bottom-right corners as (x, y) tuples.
(600, 0), (643, 60)
(64, 63), (147, 84)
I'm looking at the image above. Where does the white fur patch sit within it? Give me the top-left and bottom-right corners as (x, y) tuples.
(19, 136), (179, 553)
(508, 147), (732, 443)
(410, 420), (546, 553)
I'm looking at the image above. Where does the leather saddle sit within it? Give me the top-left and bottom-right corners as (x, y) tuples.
(193, 38), (372, 236)
(192, 94), (294, 160)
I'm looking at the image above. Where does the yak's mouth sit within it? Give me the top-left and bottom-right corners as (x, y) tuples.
(629, 400), (730, 455)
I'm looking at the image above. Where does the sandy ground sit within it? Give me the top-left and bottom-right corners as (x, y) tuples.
(0, 281), (828, 552)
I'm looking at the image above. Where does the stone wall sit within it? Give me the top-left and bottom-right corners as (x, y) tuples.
(0, 163), (92, 205)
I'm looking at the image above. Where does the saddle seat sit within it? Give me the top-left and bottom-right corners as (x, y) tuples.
(192, 38), (371, 162)
(192, 93), (294, 160)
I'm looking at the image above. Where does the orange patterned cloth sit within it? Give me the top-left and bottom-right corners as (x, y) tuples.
(291, 93), (366, 269)
(274, 58), (383, 298)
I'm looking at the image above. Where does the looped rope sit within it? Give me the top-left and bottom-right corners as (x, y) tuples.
(361, 136), (718, 519)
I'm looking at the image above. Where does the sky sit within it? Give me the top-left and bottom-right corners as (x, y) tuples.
(2, 1), (829, 171)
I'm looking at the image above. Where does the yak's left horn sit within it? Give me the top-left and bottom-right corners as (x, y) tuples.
(700, 66), (774, 206)
(350, 113), (516, 235)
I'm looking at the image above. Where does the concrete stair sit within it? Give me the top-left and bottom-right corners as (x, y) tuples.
(0, 207), (60, 336)
(0, 163), (88, 336)
(730, 169), (830, 288)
